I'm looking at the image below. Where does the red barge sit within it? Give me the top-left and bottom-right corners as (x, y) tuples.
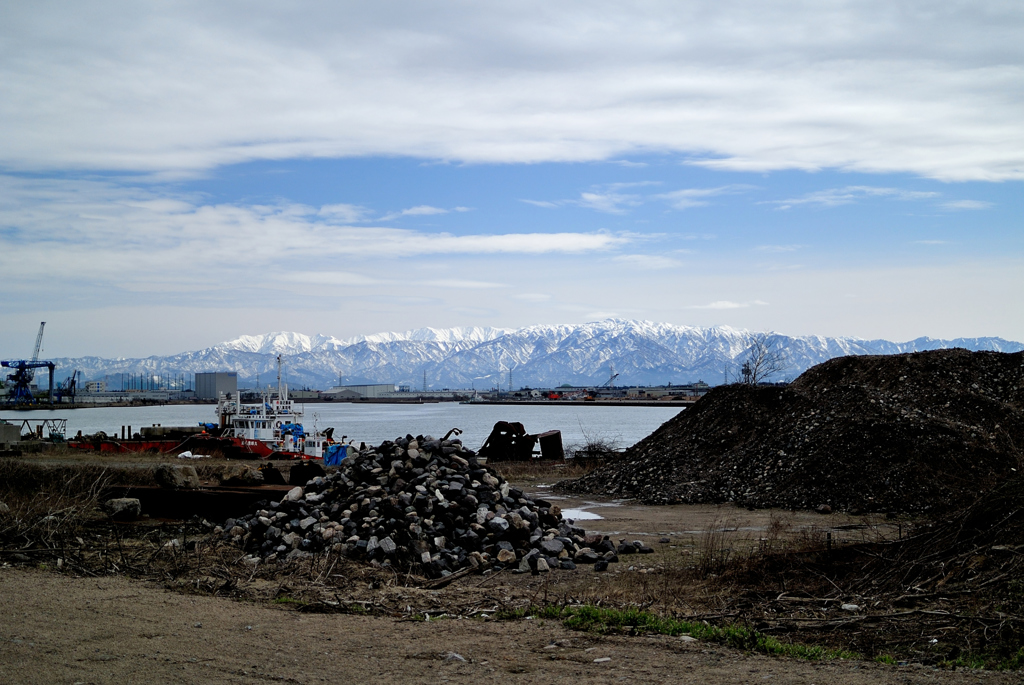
(69, 357), (333, 460)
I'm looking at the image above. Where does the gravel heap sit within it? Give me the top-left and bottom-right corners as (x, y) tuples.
(560, 349), (1024, 514)
(220, 434), (631, 577)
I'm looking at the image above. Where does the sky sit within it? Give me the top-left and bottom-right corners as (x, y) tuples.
(1, 1), (1022, 358)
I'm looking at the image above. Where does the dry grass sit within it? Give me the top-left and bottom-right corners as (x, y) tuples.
(538, 514), (894, 619)
(0, 459), (237, 553)
(5, 451), (1021, 667)
(11, 446), (274, 485)
(488, 458), (604, 484)
(0, 460), (121, 549)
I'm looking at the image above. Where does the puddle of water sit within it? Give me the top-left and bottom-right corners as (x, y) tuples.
(561, 508), (603, 521)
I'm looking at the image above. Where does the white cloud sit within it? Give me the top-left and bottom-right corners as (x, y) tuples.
(378, 205), (457, 221)
(522, 188), (646, 214)
(282, 272), (379, 286)
(767, 186), (940, 210)
(1, 3), (1022, 180)
(421, 279), (507, 289)
(687, 300), (769, 309)
(655, 185), (754, 209)
(398, 205), (449, 216)
(318, 204), (370, 223)
(410, 232), (627, 255)
(614, 254), (683, 270)
(0, 177), (634, 296)
(658, 196), (710, 210)
(528, 183), (741, 214)
(941, 200), (994, 211)
(691, 301), (745, 309)
(576, 192), (641, 214)
(513, 293), (552, 302)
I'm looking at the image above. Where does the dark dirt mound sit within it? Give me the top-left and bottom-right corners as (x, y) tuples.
(559, 349), (1024, 513)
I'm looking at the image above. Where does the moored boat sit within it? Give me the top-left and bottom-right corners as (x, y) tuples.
(69, 357), (337, 460)
(215, 356), (332, 460)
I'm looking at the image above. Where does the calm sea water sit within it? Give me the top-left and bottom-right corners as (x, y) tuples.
(3, 403), (682, 451)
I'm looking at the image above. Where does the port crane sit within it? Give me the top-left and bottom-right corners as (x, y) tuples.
(601, 364), (620, 388)
(1, 322), (55, 404)
(55, 369), (79, 404)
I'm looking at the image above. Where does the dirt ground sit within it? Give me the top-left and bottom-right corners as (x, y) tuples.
(1, 455), (1018, 682)
(3, 567), (1019, 685)
(532, 486), (895, 545)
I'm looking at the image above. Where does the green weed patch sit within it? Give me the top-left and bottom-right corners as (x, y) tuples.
(497, 605), (858, 661)
(272, 595), (307, 607)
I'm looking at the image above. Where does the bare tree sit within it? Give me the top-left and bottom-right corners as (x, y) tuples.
(738, 332), (788, 385)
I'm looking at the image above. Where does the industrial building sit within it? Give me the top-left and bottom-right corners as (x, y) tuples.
(323, 383), (396, 400)
(195, 372), (238, 400)
(625, 382), (710, 399)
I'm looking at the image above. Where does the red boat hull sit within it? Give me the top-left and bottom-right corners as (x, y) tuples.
(67, 435), (320, 461)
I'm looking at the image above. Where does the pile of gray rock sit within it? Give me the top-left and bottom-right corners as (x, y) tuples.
(219, 434), (623, 577)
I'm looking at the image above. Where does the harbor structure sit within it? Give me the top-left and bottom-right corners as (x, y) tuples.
(195, 372), (238, 400)
(323, 383), (396, 400)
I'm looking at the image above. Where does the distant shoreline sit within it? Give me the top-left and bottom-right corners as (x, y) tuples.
(459, 399), (694, 407)
(0, 399), (212, 411)
(1, 397), (693, 410)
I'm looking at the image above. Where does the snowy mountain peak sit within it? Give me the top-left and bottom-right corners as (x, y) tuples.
(216, 325), (514, 354)
(58, 319), (1024, 390)
(217, 331), (339, 355)
(349, 326), (513, 345)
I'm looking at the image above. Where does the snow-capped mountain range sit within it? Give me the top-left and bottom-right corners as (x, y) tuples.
(48, 320), (1024, 390)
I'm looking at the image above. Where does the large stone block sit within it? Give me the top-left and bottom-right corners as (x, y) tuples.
(154, 464), (200, 490)
(104, 497), (142, 521)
